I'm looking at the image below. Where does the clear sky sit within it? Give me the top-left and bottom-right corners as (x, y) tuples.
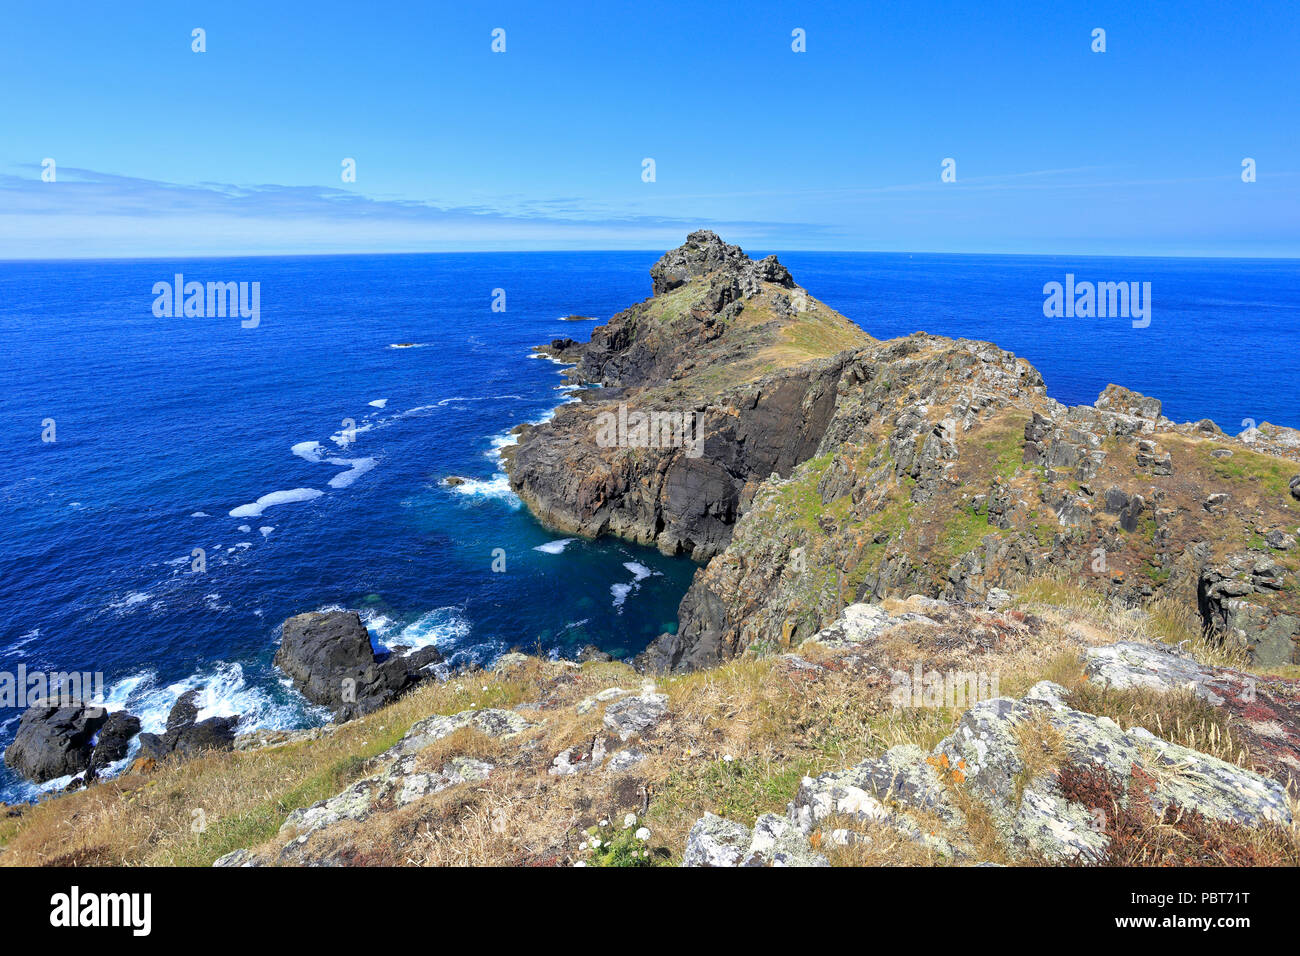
(2, 1), (1297, 257)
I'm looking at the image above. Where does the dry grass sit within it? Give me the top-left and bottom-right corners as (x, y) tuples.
(1066, 684), (1254, 770)
(1015, 571), (1250, 670)
(1057, 761), (1300, 866)
(0, 661), (559, 867)
(0, 578), (1289, 868)
(1011, 710), (1068, 804)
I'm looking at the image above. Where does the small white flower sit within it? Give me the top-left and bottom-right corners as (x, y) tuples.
(722, 754), (734, 763)
(589, 838), (602, 849)
(623, 813), (637, 829)
(599, 818), (609, 827)
(574, 861), (587, 867)
(482, 686), (489, 691)
(635, 827), (651, 841)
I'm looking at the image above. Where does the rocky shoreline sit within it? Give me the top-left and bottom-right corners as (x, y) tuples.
(4, 233), (1299, 869)
(2, 609), (444, 792)
(502, 230), (1300, 674)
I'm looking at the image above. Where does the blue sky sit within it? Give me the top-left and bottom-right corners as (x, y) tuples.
(2, 1), (1297, 257)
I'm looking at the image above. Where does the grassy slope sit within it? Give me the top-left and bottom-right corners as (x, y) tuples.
(3, 575), (1293, 867)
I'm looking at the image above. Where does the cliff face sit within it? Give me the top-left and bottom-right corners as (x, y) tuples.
(506, 232), (1300, 672)
(504, 230), (866, 561)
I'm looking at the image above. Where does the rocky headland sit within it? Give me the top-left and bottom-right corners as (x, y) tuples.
(3, 232), (1299, 868)
(504, 230), (1300, 674)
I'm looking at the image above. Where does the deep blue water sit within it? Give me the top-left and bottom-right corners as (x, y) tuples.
(0, 250), (1296, 800)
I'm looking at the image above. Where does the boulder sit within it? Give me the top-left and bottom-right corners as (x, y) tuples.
(3, 705), (108, 783)
(275, 610), (442, 720)
(602, 692), (668, 741)
(88, 711), (142, 771)
(138, 690), (238, 761)
(1266, 529), (1296, 551)
(682, 813), (752, 867)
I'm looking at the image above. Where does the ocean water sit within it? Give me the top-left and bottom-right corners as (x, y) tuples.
(1, 250), (1296, 800)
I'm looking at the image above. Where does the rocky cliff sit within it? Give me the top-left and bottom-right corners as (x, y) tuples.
(505, 231), (1300, 672)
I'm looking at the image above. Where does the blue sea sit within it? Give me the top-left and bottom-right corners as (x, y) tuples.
(1, 251), (1297, 800)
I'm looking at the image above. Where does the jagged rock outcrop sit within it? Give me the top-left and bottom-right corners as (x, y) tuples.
(504, 230), (864, 562)
(217, 706), (533, 866)
(685, 603), (1295, 867)
(138, 690), (238, 761)
(88, 711), (142, 773)
(3, 705), (109, 783)
(276, 610), (442, 720)
(507, 232), (1300, 671)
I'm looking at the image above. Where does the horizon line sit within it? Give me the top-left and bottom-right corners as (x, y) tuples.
(4, 248), (1299, 264)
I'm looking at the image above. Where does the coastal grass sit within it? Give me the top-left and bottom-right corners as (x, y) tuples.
(0, 582), (1289, 868)
(1013, 571), (1250, 670)
(0, 664), (551, 867)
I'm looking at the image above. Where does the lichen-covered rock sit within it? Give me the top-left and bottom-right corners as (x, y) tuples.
(934, 680), (1292, 861)
(742, 813), (828, 867)
(397, 707), (532, 756)
(803, 602), (895, 647)
(602, 693), (668, 741)
(212, 848), (260, 867)
(282, 755), (493, 838)
(576, 687), (629, 715)
(264, 707), (533, 862)
(1084, 641), (1226, 701)
(606, 747), (645, 773)
(1085, 641), (1300, 792)
(682, 813), (752, 867)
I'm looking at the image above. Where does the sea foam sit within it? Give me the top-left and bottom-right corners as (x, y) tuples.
(229, 488), (324, 518)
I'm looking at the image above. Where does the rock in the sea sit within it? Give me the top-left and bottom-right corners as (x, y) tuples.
(3, 705), (108, 783)
(138, 690), (238, 761)
(89, 711), (142, 771)
(275, 610), (442, 720)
